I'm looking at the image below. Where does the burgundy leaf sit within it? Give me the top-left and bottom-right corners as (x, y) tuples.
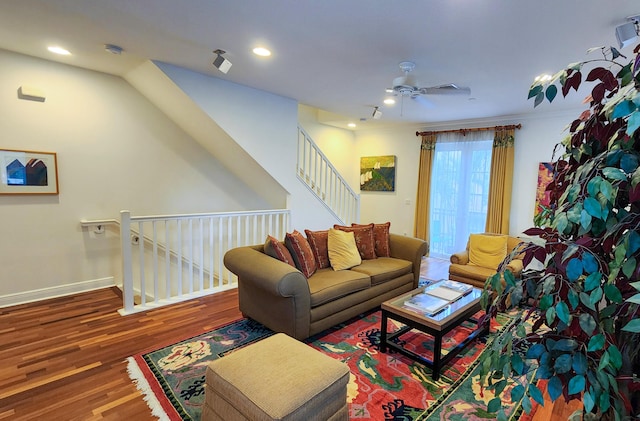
(592, 83), (605, 102)
(586, 67), (608, 82)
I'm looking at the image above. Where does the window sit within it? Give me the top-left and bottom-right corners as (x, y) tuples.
(428, 131), (493, 258)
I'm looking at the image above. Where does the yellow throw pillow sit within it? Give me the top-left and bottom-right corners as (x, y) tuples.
(468, 233), (508, 270)
(327, 228), (362, 271)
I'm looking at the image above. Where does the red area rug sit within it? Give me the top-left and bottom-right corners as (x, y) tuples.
(127, 309), (529, 420)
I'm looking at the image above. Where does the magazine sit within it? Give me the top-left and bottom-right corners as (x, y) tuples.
(425, 280), (473, 302)
(404, 293), (450, 315)
(439, 280), (473, 294)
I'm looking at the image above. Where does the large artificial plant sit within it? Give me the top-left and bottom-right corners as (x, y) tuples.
(478, 43), (640, 421)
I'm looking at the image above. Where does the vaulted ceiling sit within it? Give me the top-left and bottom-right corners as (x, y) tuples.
(1, 1), (638, 127)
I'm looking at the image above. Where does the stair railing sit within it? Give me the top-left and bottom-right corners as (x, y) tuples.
(297, 125), (360, 224)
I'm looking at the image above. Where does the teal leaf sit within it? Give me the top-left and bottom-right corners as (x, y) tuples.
(528, 384), (544, 406)
(627, 110), (640, 137)
(584, 197), (602, 218)
(604, 284), (623, 303)
(602, 167), (627, 181)
(555, 212), (568, 233)
(488, 397), (502, 413)
(588, 334), (605, 351)
(548, 376), (563, 401)
(522, 396), (532, 414)
(590, 286), (603, 306)
(566, 258), (583, 281)
(628, 231), (640, 255)
(582, 252), (598, 273)
(584, 390), (595, 412)
(512, 353), (524, 375)
(622, 319), (640, 333)
(580, 209), (592, 230)
(584, 272), (601, 291)
(621, 154), (639, 174)
(612, 99), (636, 118)
(554, 354), (572, 374)
(553, 339), (578, 351)
(568, 374), (586, 395)
(599, 389), (611, 413)
(627, 293), (640, 304)
(546, 307), (556, 325)
(527, 343), (546, 359)
(511, 384), (525, 401)
(528, 84), (543, 99)
(608, 345), (623, 370)
(556, 302), (571, 325)
(579, 313), (596, 335)
(534, 91), (545, 107)
(623, 257), (637, 278)
(580, 291), (596, 311)
(568, 289), (579, 310)
(539, 294), (554, 311)
(546, 85), (558, 102)
(572, 352), (587, 374)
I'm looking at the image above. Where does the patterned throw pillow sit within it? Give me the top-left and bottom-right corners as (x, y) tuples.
(333, 223), (376, 260)
(304, 229), (331, 269)
(285, 230), (318, 278)
(352, 222), (391, 257)
(264, 235), (296, 267)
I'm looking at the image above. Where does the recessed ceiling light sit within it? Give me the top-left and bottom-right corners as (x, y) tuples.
(47, 46), (71, 55)
(253, 47), (271, 57)
(383, 98), (396, 105)
(348, 123), (356, 128)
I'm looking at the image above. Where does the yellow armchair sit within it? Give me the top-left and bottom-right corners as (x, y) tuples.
(448, 233), (524, 288)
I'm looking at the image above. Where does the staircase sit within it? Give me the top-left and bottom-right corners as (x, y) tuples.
(297, 125), (360, 225)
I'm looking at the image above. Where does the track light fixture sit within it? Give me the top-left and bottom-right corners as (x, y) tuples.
(615, 15), (640, 49)
(212, 49), (232, 74)
(372, 106), (382, 120)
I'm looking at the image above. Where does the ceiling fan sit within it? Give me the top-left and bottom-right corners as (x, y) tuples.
(387, 61), (471, 98)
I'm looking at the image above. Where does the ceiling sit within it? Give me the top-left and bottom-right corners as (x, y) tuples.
(1, 1), (638, 128)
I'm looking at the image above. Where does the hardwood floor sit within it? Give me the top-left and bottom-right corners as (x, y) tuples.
(8, 257), (560, 421)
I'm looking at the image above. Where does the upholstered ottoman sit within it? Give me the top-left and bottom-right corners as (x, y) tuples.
(202, 333), (350, 421)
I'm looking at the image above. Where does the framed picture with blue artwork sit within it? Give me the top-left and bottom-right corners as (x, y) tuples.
(0, 149), (59, 195)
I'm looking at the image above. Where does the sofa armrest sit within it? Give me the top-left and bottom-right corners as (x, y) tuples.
(450, 250), (469, 265)
(388, 233), (428, 287)
(224, 246), (312, 339)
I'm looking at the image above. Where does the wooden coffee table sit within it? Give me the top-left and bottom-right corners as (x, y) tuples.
(380, 283), (488, 380)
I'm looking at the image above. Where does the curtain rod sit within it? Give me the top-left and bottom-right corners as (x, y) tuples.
(416, 124), (522, 137)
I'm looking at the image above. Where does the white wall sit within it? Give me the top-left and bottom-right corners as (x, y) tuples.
(352, 110), (582, 239)
(0, 49), (271, 300)
(156, 63), (341, 231)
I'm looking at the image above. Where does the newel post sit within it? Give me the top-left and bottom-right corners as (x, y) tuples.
(119, 210), (134, 314)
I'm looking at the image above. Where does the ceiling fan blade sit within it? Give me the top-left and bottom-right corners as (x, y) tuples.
(420, 84), (471, 96)
(411, 95), (435, 108)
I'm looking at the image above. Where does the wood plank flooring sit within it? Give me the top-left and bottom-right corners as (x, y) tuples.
(1, 256), (571, 421)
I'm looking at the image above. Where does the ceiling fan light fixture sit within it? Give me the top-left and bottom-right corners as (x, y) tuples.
(212, 49), (232, 73)
(372, 107), (382, 119)
(383, 98), (396, 105)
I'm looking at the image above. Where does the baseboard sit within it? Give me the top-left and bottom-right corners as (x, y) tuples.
(0, 276), (115, 308)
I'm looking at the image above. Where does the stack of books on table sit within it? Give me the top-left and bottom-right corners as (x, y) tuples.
(403, 280), (474, 316)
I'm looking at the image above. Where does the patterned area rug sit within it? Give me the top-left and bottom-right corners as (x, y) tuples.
(127, 309), (528, 420)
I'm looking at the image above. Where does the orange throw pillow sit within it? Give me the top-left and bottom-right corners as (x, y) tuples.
(285, 230), (317, 278)
(264, 235), (295, 267)
(352, 222), (391, 257)
(304, 229), (331, 269)
(333, 223), (376, 260)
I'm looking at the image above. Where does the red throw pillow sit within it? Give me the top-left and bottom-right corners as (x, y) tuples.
(264, 235), (295, 267)
(333, 223), (376, 260)
(285, 230), (317, 278)
(352, 222), (391, 257)
(304, 229), (330, 269)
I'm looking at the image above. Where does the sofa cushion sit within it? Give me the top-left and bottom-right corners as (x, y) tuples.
(449, 263), (496, 283)
(285, 230), (317, 278)
(304, 229), (331, 269)
(327, 228), (362, 271)
(264, 235), (296, 267)
(350, 257), (412, 285)
(307, 268), (371, 307)
(352, 222), (391, 257)
(334, 223), (376, 260)
(468, 233), (508, 270)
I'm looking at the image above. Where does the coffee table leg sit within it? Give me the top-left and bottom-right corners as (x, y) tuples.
(380, 310), (388, 352)
(432, 333), (443, 380)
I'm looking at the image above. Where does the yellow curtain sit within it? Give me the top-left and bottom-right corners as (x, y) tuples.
(485, 128), (515, 234)
(414, 133), (437, 242)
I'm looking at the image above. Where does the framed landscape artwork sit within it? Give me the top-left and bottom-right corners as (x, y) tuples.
(360, 155), (396, 192)
(0, 149), (59, 195)
(534, 162), (553, 221)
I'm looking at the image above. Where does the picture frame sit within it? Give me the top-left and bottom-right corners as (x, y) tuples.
(360, 155), (396, 192)
(0, 149), (59, 195)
